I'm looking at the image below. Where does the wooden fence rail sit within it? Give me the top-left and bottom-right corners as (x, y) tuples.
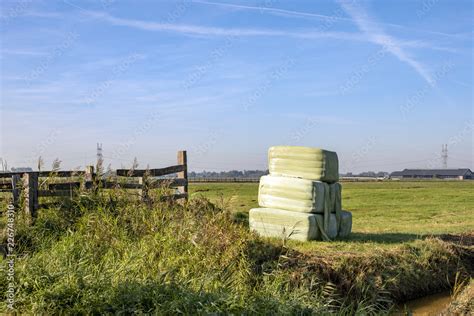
(0, 151), (188, 224)
(0, 170), (87, 178)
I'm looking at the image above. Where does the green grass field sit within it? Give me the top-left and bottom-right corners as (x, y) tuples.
(190, 181), (474, 253)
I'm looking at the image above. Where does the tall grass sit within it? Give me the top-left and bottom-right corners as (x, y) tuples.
(0, 183), (472, 314)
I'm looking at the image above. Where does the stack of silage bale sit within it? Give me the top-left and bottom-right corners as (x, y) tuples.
(249, 146), (352, 241)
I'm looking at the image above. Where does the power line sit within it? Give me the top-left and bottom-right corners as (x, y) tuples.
(449, 157), (473, 164)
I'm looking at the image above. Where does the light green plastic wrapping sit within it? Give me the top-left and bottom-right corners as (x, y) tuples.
(268, 146), (339, 183)
(328, 183), (342, 232)
(258, 175), (329, 213)
(249, 208), (338, 241)
(249, 208), (319, 241)
(328, 183), (342, 213)
(338, 210), (352, 238)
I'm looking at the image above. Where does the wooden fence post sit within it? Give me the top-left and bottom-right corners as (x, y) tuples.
(138, 176), (149, 202)
(23, 172), (39, 223)
(177, 150), (188, 200)
(11, 174), (20, 206)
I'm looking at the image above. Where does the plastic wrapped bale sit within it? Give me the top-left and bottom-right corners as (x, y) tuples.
(328, 183), (342, 213)
(258, 175), (329, 214)
(324, 212), (338, 239)
(268, 146), (339, 183)
(249, 208), (338, 241)
(338, 210), (352, 238)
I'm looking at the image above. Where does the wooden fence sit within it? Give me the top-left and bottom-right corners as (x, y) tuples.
(0, 151), (187, 223)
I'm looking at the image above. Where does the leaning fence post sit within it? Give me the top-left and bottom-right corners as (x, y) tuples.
(177, 150), (188, 200)
(23, 172), (39, 224)
(138, 176), (149, 202)
(11, 174), (20, 206)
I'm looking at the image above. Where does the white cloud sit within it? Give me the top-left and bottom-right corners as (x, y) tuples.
(337, 0), (434, 85)
(23, 11), (62, 18)
(85, 10), (364, 41)
(191, 0), (353, 22)
(194, 0), (463, 40)
(0, 10), (62, 20)
(0, 49), (48, 56)
(83, 10), (456, 56)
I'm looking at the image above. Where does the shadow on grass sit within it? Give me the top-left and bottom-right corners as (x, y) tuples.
(229, 211), (470, 246)
(341, 232), (426, 244)
(233, 212), (428, 244)
(232, 211), (249, 225)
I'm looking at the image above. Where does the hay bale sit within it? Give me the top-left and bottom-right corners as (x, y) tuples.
(249, 208), (338, 241)
(258, 175), (329, 214)
(268, 146), (339, 183)
(338, 210), (352, 238)
(328, 182), (342, 213)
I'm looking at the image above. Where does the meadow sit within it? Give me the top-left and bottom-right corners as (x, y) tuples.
(189, 180), (474, 251)
(0, 180), (472, 314)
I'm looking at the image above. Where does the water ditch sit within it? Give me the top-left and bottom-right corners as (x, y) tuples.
(396, 291), (453, 315)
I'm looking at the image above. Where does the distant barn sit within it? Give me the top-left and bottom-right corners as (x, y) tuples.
(390, 169), (473, 180)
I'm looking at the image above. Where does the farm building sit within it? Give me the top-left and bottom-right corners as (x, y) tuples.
(390, 169), (473, 180)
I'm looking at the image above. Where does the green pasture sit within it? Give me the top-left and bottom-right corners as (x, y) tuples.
(190, 181), (474, 252)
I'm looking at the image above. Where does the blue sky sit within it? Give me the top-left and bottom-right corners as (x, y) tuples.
(0, 0), (472, 172)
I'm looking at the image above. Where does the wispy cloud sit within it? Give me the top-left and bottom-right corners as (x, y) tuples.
(85, 11), (363, 41)
(85, 8), (458, 56)
(22, 11), (62, 18)
(195, 0), (466, 39)
(0, 49), (48, 57)
(192, 0), (354, 22)
(400, 40), (459, 53)
(1, 10), (62, 20)
(337, 0), (434, 85)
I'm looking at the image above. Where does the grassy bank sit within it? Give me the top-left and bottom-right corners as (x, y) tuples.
(441, 278), (474, 315)
(0, 181), (472, 314)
